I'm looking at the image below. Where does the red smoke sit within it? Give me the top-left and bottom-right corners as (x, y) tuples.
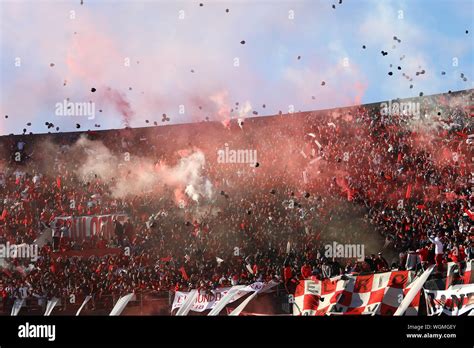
(101, 87), (135, 127)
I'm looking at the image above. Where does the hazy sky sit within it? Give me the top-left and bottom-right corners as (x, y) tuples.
(0, 0), (473, 135)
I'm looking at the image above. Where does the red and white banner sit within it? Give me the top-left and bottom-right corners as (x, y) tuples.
(293, 276), (344, 316)
(425, 284), (474, 316)
(464, 260), (473, 285)
(293, 271), (421, 316)
(172, 282), (271, 314)
(54, 214), (128, 240)
(211, 281), (278, 316)
(173, 288), (230, 313)
(175, 289), (199, 316)
(394, 265), (435, 316)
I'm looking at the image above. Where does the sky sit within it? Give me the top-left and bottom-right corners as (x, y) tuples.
(0, 0), (473, 135)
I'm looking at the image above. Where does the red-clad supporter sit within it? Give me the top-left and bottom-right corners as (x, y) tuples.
(283, 264), (293, 283)
(301, 263), (312, 279)
(449, 244), (466, 263)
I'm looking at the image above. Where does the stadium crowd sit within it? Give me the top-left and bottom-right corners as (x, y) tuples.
(0, 90), (472, 312)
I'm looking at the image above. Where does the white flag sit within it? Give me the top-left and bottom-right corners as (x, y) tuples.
(109, 293), (135, 316)
(11, 299), (24, 316)
(76, 295), (92, 316)
(208, 286), (246, 316)
(175, 289), (198, 316)
(394, 265), (435, 316)
(228, 281), (278, 316)
(44, 297), (60, 316)
(228, 292), (259, 316)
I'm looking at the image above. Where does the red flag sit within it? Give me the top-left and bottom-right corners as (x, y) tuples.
(347, 189), (354, 201)
(405, 184), (412, 199)
(179, 266), (189, 281)
(336, 177), (354, 201)
(56, 176), (61, 189)
(283, 266), (292, 281)
(464, 208), (474, 221)
(455, 131), (467, 139)
(0, 208), (7, 221)
(2, 269), (12, 277)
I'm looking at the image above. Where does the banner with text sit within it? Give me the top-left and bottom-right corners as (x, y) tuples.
(425, 284), (474, 316)
(172, 282), (271, 313)
(53, 214), (128, 241)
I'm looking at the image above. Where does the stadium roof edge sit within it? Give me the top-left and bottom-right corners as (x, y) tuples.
(1, 88), (472, 139)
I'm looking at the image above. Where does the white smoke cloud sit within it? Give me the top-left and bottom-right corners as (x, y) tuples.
(156, 150), (213, 203)
(73, 136), (213, 203)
